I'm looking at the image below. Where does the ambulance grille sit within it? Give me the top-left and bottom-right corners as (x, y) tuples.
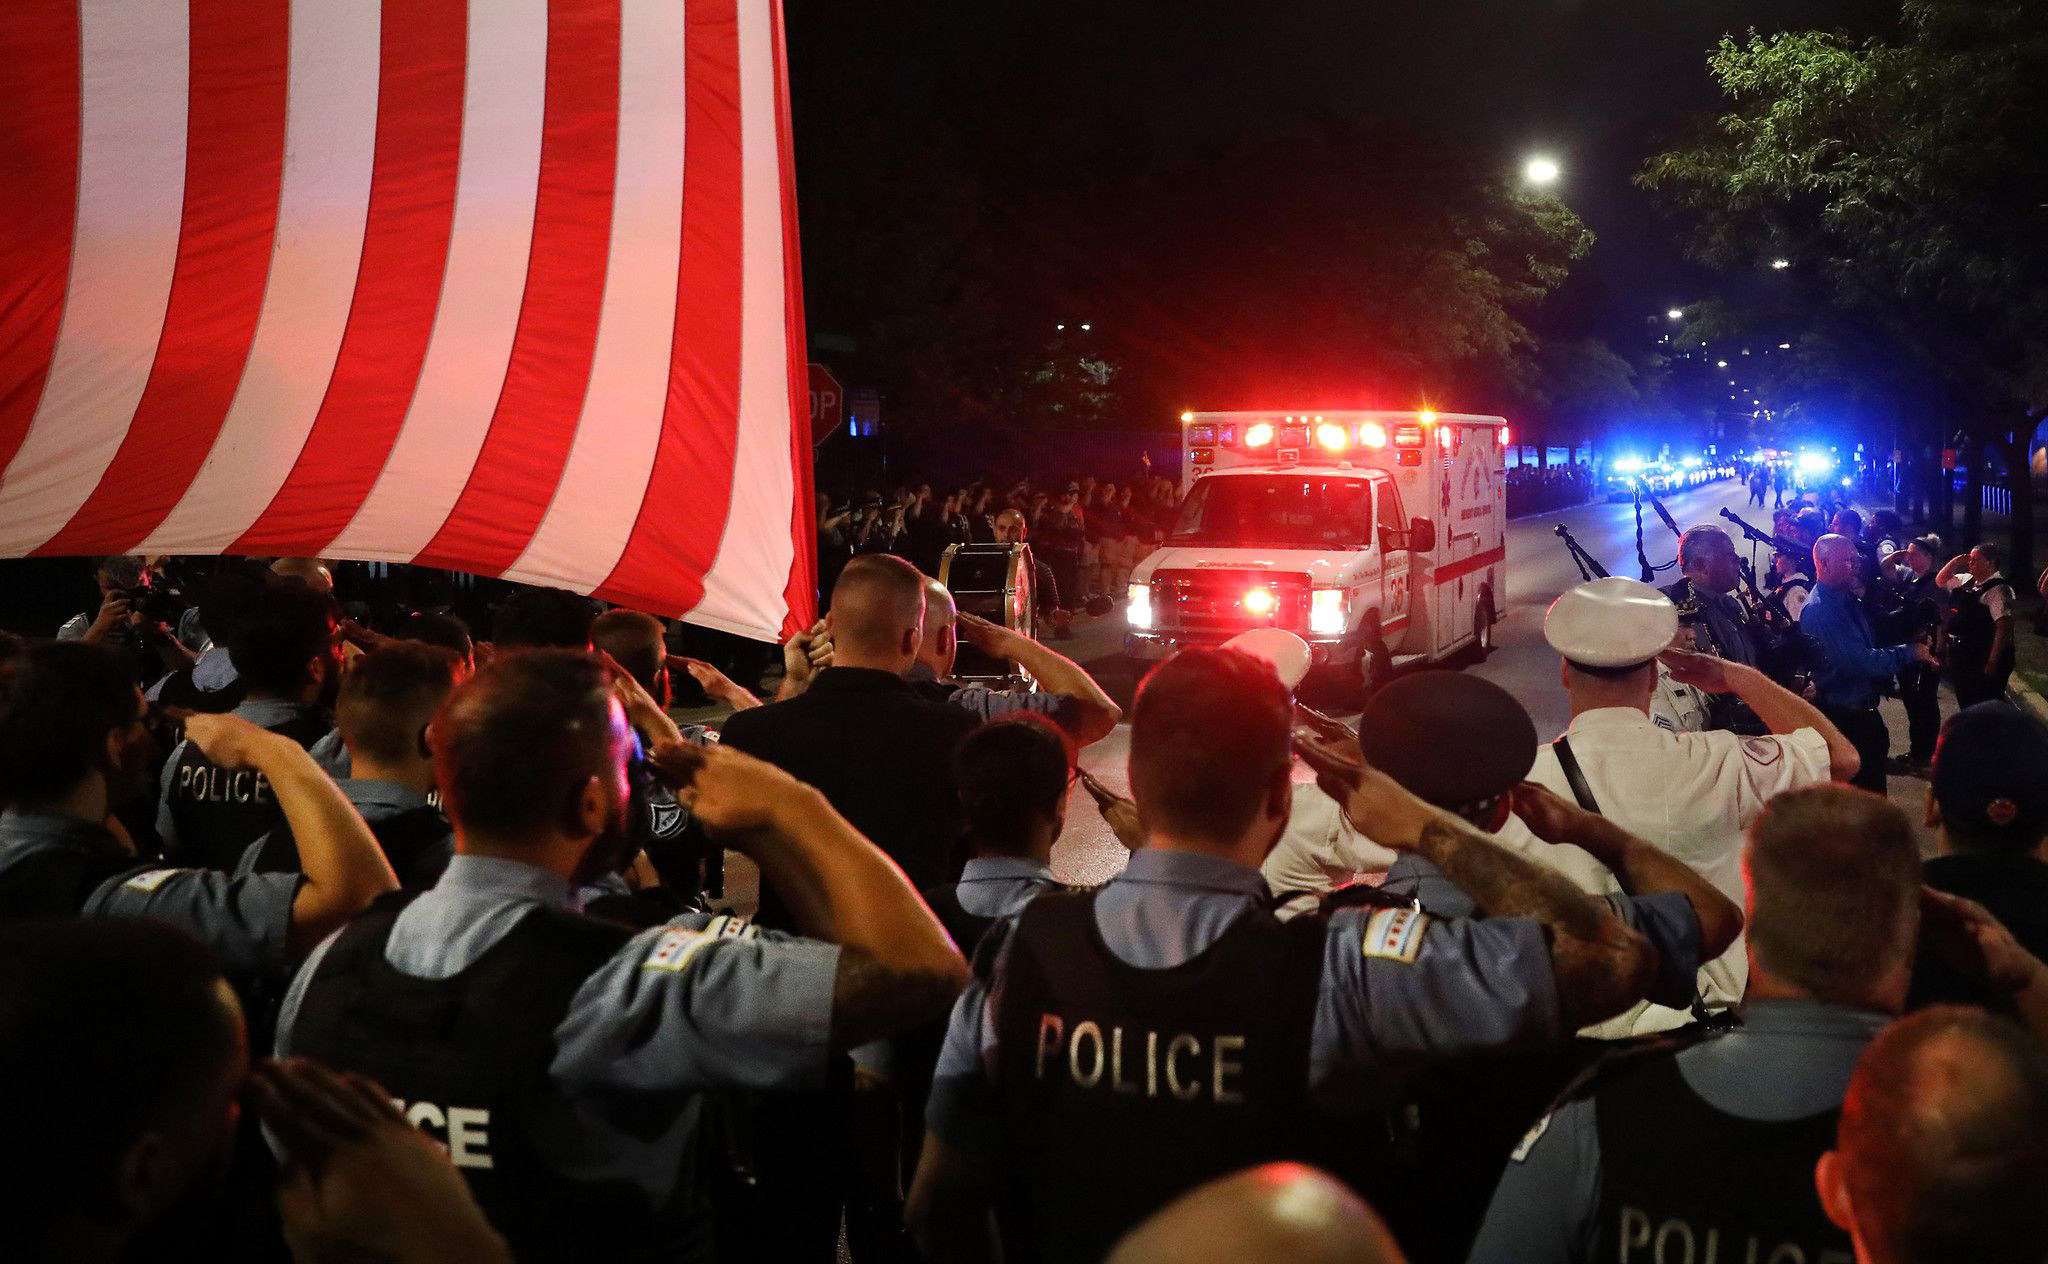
(1148, 569), (1311, 634)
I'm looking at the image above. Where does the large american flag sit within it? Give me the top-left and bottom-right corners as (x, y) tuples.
(0, 0), (815, 642)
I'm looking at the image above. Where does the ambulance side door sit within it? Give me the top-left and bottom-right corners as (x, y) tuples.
(1373, 478), (1413, 650)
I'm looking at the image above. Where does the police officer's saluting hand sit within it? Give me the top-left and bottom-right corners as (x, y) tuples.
(182, 712), (399, 958)
(1293, 731), (1662, 1030)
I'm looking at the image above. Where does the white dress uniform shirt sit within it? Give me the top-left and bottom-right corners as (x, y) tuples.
(1528, 706), (1831, 1035)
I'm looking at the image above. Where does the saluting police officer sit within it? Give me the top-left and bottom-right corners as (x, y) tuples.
(1469, 786), (1925, 1264)
(906, 647), (1690, 1264)
(0, 640), (396, 982)
(275, 650), (967, 1263)
(157, 581), (340, 870)
(1533, 578), (1859, 1036)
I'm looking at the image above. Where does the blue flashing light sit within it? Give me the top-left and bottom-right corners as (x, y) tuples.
(1611, 455), (1644, 474)
(1797, 452), (1834, 475)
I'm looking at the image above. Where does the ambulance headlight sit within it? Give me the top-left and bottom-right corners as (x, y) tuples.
(1127, 584), (1153, 630)
(1310, 588), (1348, 636)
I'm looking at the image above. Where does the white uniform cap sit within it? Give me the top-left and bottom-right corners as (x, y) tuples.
(1544, 576), (1678, 668)
(1219, 628), (1313, 691)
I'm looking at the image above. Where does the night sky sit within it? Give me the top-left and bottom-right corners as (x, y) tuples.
(787, 0), (1894, 350)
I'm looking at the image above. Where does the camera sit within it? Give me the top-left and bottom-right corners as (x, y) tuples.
(121, 581), (187, 629)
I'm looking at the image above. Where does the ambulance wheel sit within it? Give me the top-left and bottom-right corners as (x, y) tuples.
(1469, 593), (1496, 663)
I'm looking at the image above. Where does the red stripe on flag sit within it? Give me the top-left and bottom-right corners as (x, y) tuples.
(413, 0), (622, 576)
(0, 0), (83, 483)
(596, 0), (743, 616)
(34, 0), (290, 556)
(232, 1), (467, 557)
(770, 0), (814, 636)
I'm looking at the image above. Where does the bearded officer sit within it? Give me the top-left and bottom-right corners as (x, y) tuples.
(906, 646), (1685, 1264)
(1531, 577), (1859, 1036)
(275, 650), (968, 1262)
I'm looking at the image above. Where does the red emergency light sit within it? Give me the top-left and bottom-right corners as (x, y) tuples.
(1244, 422), (1276, 448)
(1356, 423), (1388, 448)
(1242, 587), (1277, 617)
(1315, 423), (1348, 452)
(1393, 425), (1424, 447)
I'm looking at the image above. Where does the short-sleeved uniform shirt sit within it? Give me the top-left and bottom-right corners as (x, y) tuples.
(1526, 708), (1831, 1031)
(926, 849), (1700, 1147)
(274, 855), (841, 1204)
(0, 808), (300, 980)
(1468, 1000), (1887, 1264)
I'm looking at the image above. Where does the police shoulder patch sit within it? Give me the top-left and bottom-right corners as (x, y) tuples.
(1361, 907), (1431, 964)
(642, 927), (714, 974)
(121, 868), (185, 893)
(1740, 737), (1782, 767)
(1509, 1112), (1553, 1163)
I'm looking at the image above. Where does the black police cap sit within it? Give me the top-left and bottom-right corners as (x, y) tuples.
(1358, 671), (1538, 810)
(1932, 702), (2048, 846)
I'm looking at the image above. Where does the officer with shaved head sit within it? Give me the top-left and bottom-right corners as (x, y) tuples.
(1803, 533), (1938, 792)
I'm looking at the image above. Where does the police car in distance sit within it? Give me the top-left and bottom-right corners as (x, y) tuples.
(1126, 410), (1506, 693)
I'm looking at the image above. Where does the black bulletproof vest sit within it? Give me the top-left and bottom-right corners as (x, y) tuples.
(289, 893), (711, 1263)
(1592, 1051), (1848, 1263)
(992, 889), (1327, 1264)
(0, 838), (148, 918)
(166, 705), (330, 872)
(921, 880), (1000, 962)
(1945, 577), (2016, 671)
(247, 802), (451, 889)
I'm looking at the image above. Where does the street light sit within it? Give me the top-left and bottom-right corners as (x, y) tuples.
(1524, 156), (1561, 185)
(1666, 308), (1685, 321)
(1770, 259), (1791, 270)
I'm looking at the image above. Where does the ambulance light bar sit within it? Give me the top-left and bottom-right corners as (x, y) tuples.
(1356, 423), (1387, 448)
(1245, 422), (1275, 449)
(1315, 423), (1348, 452)
(1187, 424), (1216, 444)
(1393, 425), (1424, 447)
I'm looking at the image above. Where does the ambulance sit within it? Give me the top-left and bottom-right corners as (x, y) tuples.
(1124, 410), (1507, 690)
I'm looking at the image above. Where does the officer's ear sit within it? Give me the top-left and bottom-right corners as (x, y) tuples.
(114, 1129), (172, 1222)
(570, 774), (610, 839)
(1814, 1151), (1857, 1235)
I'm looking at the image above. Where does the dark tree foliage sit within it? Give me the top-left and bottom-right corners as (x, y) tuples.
(1641, 0), (2048, 571)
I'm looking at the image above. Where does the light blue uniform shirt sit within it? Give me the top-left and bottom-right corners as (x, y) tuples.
(1380, 854), (1705, 1011)
(1468, 999), (1888, 1264)
(954, 854), (1058, 920)
(275, 854), (841, 1203)
(927, 849), (1574, 1146)
(0, 809), (301, 981)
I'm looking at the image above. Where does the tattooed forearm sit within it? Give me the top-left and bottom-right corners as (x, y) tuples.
(1412, 815), (1656, 1026)
(1413, 816), (1608, 941)
(830, 946), (964, 1052)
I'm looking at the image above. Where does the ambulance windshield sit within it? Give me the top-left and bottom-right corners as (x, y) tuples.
(1166, 475), (1372, 549)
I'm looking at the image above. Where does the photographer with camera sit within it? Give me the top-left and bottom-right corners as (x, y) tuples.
(58, 556), (199, 686)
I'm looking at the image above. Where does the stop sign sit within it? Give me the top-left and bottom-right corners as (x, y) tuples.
(809, 363), (844, 445)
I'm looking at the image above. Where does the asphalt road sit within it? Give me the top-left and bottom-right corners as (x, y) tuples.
(1052, 477), (1944, 883)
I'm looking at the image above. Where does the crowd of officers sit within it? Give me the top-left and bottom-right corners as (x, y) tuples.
(1655, 501), (2021, 785)
(3, 541), (2048, 1264)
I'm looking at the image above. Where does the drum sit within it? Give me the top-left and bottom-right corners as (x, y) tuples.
(939, 542), (1038, 686)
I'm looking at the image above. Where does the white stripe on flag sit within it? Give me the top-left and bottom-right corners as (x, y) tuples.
(506, 0), (685, 594)
(330, 0), (550, 561)
(688, 0), (794, 636)
(143, 0), (382, 553)
(0, 0), (189, 554)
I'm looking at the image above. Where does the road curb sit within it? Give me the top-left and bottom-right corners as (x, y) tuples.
(2010, 674), (2048, 727)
